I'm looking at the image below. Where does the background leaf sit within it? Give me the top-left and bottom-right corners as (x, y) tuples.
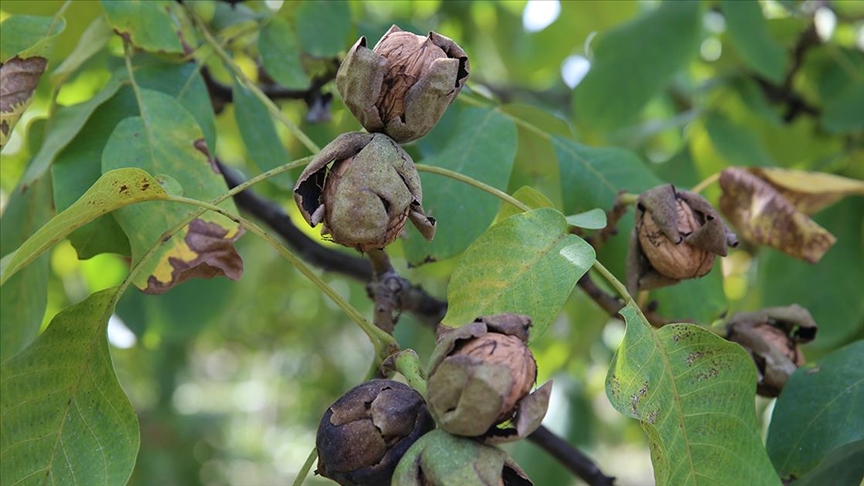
(294, 0), (351, 58)
(766, 341), (864, 481)
(606, 303), (781, 486)
(102, 0), (184, 54)
(233, 81), (293, 189)
(0, 288), (139, 486)
(573, 1), (702, 131)
(721, 0), (788, 84)
(51, 15), (113, 83)
(258, 16), (309, 90)
(404, 107), (517, 265)
(443, 208), (595, 343)
(101, 88), (241, 294)
(649, 266), (727, 324)
(791, 440), (864, 486)
(0, 176), (53, 362)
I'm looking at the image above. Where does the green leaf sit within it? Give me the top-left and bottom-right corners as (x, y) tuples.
(497, 186), (554, 222)
(758, 198), (864, 351)
(258, 16), (309, 90)
(766, 341), (864, 482)
(792, 440), (864, 486)
(0, 168), (169, 287)
(443, 208), (595, 343)
(134, 62), (218, 151)
(502, 104), (571, 210)
(101, 89), (242, 294)
(405, 107), (518, 265)
(705, 113), (775, 167)
(606, 303), (781, 486)
(51, 87), (138, 259)
(0, 288), (139, 485)
(51, 14), (113, 83)
(0, 176), (53, 362)
(650, 266), (727, 324)
(821, 84), (864, 134)
(295, 0), (351, 58)
(233, 81), (293, 189)
(102, 0), (184, 54)
(0, 14), (66, 62)
(573, 1), (702, 131)
(721, 0), (788, 85)
(20, 74), (126, 185)
(566, 208), (607, 230)
(554, 135), (664, 214)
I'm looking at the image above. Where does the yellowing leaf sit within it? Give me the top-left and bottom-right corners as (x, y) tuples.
(748, 167), (864, 215)
(102, 89), (242, 294)
(719, 167), (836, 263)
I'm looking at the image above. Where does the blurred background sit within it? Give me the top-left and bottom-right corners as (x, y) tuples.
(1, 0), (862, 485)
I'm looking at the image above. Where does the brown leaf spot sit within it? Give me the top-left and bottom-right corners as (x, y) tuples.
(193, 139), (220, 173)
(119, 184), (129, 194)
(630, 381), (649, 415)
(685, 351), (704, 366)
(647, 408), (659, 424)
(1, 120), (9, 136)
(144, 219), (243, 294)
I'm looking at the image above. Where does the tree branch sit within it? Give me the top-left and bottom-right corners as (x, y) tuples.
(528, 425), (616, 486)
(217, 161), (447, 327)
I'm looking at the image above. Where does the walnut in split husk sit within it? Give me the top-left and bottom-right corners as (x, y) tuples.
(426, 314), (552, 444)
(337, 25), (469, 143)
(627, 184), (738, 293)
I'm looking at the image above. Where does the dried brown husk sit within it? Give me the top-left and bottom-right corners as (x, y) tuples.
(726, 305), (817, 397)
(293, 132), (435, 252)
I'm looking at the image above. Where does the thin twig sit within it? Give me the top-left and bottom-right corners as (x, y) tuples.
(528, 425), (616, 486)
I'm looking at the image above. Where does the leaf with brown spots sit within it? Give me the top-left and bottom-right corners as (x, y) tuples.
(719, 167), (836, 263)
(101, 89), (242, 293)
(605, 302), (780, 485)
(1, 168), (170, 286)
(102, 0), (184, 54)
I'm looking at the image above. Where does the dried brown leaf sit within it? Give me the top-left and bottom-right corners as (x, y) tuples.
(0, 56), (47, 147)
(748, 167), (864, 215)
(719, 168), (836, 263)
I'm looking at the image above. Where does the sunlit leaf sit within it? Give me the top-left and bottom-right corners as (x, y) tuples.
(0, 288), (139, 485)
(565, 208), (607, 230)
(606, 302), (781, 486)
(0, 57), (47, 149)
(0, 169), (169, 286)
(766, 341), (864, 482)
(233, 80), (293, 189)
(721, 0), (788, 84)
(572, 1), (701, 130)
(404, 107), (517, 265)
(719, 167), (835, 263)
(259, 16), (309, 90)
(295, 0), (351, 58)
(443, 208), (595, 343)
(101, 89), (242, 294)
(0, 14), (65, 62)
(497, 186), (554, 222)
(102, 0), (184, 54)
(0, 176), (53, 362)
(748, 167), (864, 215)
